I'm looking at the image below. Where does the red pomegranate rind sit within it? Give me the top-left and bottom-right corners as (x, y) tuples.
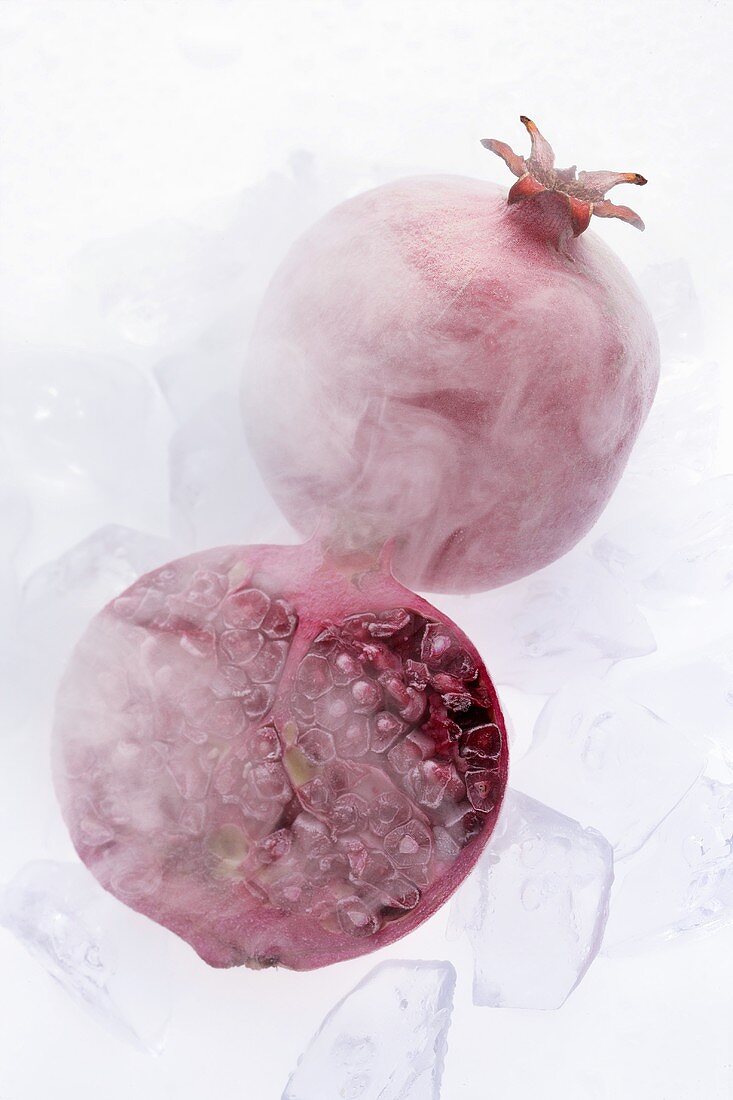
(242, 122), (658, 596)
(53, 539), (508, 970)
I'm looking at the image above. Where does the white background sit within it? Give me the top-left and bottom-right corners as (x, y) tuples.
(1, 2), (732, 1098)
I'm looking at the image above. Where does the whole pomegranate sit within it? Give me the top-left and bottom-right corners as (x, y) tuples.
(242, 118), (660, 592)
(53, 539), (507, 969)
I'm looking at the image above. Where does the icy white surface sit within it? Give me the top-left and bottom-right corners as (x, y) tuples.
(443, 553), (655, 696)
(1, 1), (732, 1098)
(513, 683), (703, 858)
(604, 778), (733, 955)
(615, 354), (721, 494)
(594, 476), (733, 608)
(0, 861), (172, 1050)
(623, 644), (733, 769)
(637, 261), (703, 360)
(0, 347), (170, 571)
(282, 960), (455, 1100)
(78, 218), (245, 352)
(0, 478), (31, 729)
(17, 525), (175, 689)
(0, 474), (30, 582)
(169, 395), (289, 549)
(449, 790), (614, 1009)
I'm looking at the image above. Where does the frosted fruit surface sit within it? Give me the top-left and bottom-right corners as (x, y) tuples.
(243, 121), (659, 593)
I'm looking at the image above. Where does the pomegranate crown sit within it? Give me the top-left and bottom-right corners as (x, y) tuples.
(482, 116), (647, 237)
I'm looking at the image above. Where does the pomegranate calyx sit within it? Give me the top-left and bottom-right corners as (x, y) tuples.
(481, 115), (647, 235)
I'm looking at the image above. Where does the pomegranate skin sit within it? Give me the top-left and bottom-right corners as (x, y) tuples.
(243, 173), (659, 593)
(53, 539), (508, 970)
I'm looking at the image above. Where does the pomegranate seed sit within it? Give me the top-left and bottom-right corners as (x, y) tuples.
(222, 588), (271, 630)
(296, 654), (333, 699)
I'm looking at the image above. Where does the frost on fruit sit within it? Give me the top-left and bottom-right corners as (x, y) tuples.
(52, 539), (508, 970)
(282, 960), (456, 1100)
(242, 117), (659, 593)
(449, 790), (613, 1010)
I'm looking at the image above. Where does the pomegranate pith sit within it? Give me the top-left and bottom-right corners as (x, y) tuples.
(242, 117), (660, 593)
(53, 539), (508, 970)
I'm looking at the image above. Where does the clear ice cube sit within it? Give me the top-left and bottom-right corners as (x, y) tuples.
(170, 395), (287, 549)
(444, 553), (655, 695)
(623, 644), (733, 767)
(628, 357), (720, 482)
(513, 682), (703, 858)
(449, 790), (613, 1009)
(18, 525), (174, 687)
(0, 861), (172, 1051)
(593, 476), (733, 608)
(282, 960), (456, 1100)
(0, 346), (169, 563)
(603, 777), (733, 954)
(0, 472), (30, 632)
(155, 337), (243, 426)
(77, 218), (241, 351)
(637, 261), (704, 358)
(593, 355), (722, 541)
(0, 475), (32, 726)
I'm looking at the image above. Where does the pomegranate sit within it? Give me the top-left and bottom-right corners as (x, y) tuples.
(242, 117), (660, 593)
(53, 538), (507, 969)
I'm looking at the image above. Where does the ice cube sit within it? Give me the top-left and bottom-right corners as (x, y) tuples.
(593, 476), (733, 608)
(0, 477), (32, 726)
(154, 329), (244, 426)
(0, 861), (172, 1051)
(444, 553), (655, 695)
(79, 151), (342, 361)
(282, 960), (456, 1100)
(77, 218), (243, 351)
(0, 345), (169, 565)
(513, 682), (703, 858)
(0, 472), (30, 570)
(170, 395), (288, 549)
(637, 261), (704, 358)
(623, 644), (733, 765)
(449, 790), (613, 1009)
(18, 525), (174, 686)
(603, 778), (733, 954)
(593, 355), (722, 540)
(0, 473), (30, 624)
(629, 357), (720, 482)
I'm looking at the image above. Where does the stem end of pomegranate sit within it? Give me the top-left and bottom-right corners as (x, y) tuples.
(482, 117), (647, 236)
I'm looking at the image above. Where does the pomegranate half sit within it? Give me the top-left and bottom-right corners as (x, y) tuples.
(53, 539), (507, 969)
(242, 117), (660, 593)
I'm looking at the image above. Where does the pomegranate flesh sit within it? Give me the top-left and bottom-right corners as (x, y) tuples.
(53, 539), (507, 969)
(242, 117), (660, 593)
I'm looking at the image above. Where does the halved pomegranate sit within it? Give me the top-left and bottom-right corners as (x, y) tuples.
(53, 539), (507, 969)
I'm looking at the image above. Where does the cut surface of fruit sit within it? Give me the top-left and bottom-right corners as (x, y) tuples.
(53, 539), (508, 969)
